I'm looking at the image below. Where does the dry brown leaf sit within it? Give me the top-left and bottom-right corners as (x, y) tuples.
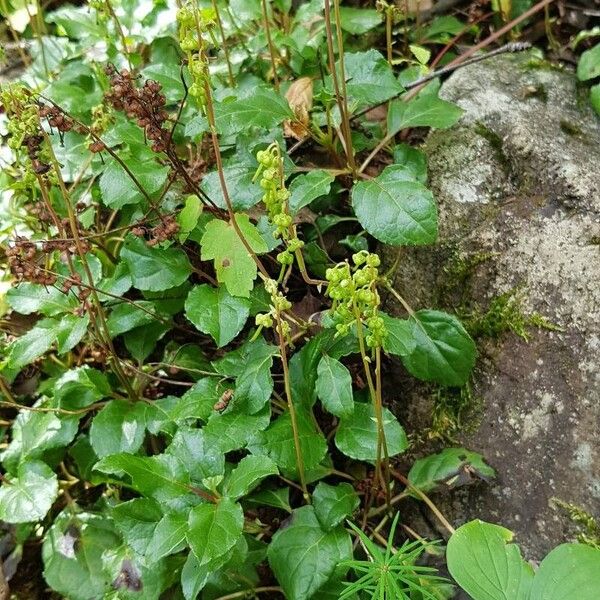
(283, 77), (313, 140)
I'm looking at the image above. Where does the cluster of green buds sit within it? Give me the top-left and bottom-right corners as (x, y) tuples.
(254, 143), (304, 267)
(255, 278), (292, 342)
(177, 5), (216, 108)
(89, 0), (109, 23)
(325, 251), (386, 348)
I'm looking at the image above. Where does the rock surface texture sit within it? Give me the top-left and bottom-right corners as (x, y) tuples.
(385, 51), (600, 560)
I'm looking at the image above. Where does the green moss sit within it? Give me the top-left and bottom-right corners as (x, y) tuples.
(462, 288), (561, 341)
(428, 380), (482, 441)
(590, 236), (600, 245)
(560, 119), (583, 137)
(473, 122), (511, 173)
(553, 499), (600, 549)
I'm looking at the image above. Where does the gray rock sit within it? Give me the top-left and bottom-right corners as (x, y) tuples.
(384, 51), (600, 559)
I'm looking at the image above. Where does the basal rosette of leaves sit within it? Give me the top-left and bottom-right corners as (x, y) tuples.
(0, 1), (596, 599)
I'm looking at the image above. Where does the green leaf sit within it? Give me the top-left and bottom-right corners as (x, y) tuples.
(5, 318), (59, 371)
(185, 284), (250, 347)
(252, 410), (327, 478)
(6, 282), (76, 316)
(100, 157), (169, 209)
(124, 320), (171, 362)
(187, 498), (244, 571)
(338, 7), (382, 34)
(89, 400), (147, 458)
(577, 43), (600, 81)
(0, 460), (58, 523)
(224, 455), (278, 500)
(341, 50), (404, 108)
(204, 405), (271, 454)
(107, 301), (159, 337)
(55, 366), (111, 411)
(388, 92), (463, 133)
(201, 214), (268, 298)
(94, 453), (192, 507)
(169, 378), (229, 423)
(146, 512), (188, 563)
(335, 402), (408, 462)
(400, 310), (477, 387)
(246, 487), (292, 512)
(315, 355), (354, 418)
(288, 170), (334, 214)
(181, 551), (210, 599)
(380, 312), (416, 357)
(235, 339), (277, 413)
(55, 313), (89, 354)
(178, 194), (203, 242)
(447, 520), (534, 600)
(215, 90), (293, 136)
(393, 143), (428, 184)
(313, 482), (359, 531)
(112, 498), (163, 556)
(142, 62), (186, 102)
(268, 506), (352, 600)
(120, 235), (192, 292)
(408, 448), (496, 494)
(166, 427), (225, 483)
(590, 83), (600, 115)
(201, 165), (263, 211)
(530, 543), (600, 600)
(43, 512), (121, 600)
(352, 165), (438, 246)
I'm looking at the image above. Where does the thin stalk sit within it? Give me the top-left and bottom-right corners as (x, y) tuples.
(276, 309), (310, 502)
(213, 587), (282, 600)
(260, 0), (280, 91)
(385, 6), (394, 64)
(104, 0), (133, 72)
(211, 0), (235, 87)
(323, 0), (356, 175)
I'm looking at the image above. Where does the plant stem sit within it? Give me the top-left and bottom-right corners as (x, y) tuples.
(210, 0), (235, 87)
(323, 0), (356, 175)
(261, 0), (280, 91)
(213, 587), (282, 600)
(276, 309), (310, 503)
(385, 6), (394, 64)
(104, 0), (133, 72)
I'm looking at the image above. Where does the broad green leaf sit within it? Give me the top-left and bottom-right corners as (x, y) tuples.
(112, 498), (163, 556)
(181, 551), (210, 599)
(251, 410), (327, 478)
(235, 339), (277, 413)
(380, 312), (416, 357)
(107, 301), (161, 337)
(530, 543), (600, 600)
(215, 90), (293, 136)
(120, 235), (192, 292)
(201, 165), (263, 211)
(577, 43), (600, 81)
(288, 170), (334, 214)
(224, 455), (278, 500)
(1, 403), (79, 473)
(246, 487), (292, 512)
(338, 7), (382, 34)
(55, 313), (89, 354)
(43, 512), (121, 600)
(201, 214), (268, 298)
(6, 282), (76, 316)
(204, 404), (272, 454)
(166, 427), (225, 484)
(124, 321), (171, 362)
(400, 310), (477, 387)
(0, 460), (58, 523)
(268, 506), (352, 600)
(146, 512), (188, 563)
(187, 498), (244, 571)
(142, 62), (185, 102)
(5, 318), (59, 371)
(100, 157), (169, 209)
(447, 520), (534, 600)
(387, 93), (463, 134)
(169, 378), (229, 423)
(341, 50), (404, 107)
(185, 284), (250, 347)
(335, 402), (408, 462)
(89, 400), (147, 458)
(54, 366), (111, 410)
(178, 194), (203, 242)
(94, 453), (193, 507)
(313, 482), (359, 531)
(393, 143), (428, 184)
(408, 448), (496, 494)
(315, 355), (354, 418)
(352, 165), (438, 245)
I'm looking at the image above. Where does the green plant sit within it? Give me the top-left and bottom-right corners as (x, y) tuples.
(0, 1), (595, 599)
(341, 513), (449, 599)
